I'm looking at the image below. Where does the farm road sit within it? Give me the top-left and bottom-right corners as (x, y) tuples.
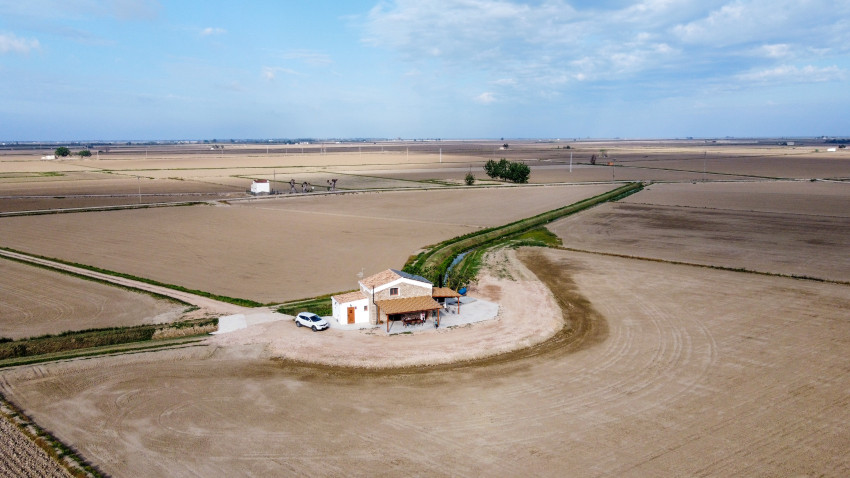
(0, 249), (248, 316)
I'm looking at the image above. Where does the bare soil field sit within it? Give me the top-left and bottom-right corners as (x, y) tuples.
(0, 413), (69, 478)
(4, 141), (846, 214)
(0, 185), (615, 302)
(2, 247), (848, 476)
(622, 180), (850, 217)
(0, 259), (187, 339)
(549, 182), (850, 282)
(0, 172), (243, 212)
(625, 152), (850, 179)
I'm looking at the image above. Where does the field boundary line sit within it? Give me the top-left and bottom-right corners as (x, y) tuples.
(0, 252), (192, 307)
(553, 246), (850, 287)
(0, 248), (255, 312)
(617, 201), (850, 219)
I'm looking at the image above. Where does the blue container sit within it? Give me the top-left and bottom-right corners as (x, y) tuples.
(458, 287), (467, 296)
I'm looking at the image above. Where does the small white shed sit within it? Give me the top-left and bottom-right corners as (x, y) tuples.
(250, 179), (270, 195)
(331, 291), (370, 325)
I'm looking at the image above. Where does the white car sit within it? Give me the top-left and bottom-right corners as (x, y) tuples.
(294, 312), (330, 332)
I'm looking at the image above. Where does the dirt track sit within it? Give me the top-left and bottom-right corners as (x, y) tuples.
(2, 248), (848, 476)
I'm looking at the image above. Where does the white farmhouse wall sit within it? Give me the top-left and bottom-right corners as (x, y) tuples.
(332, 297), (370, 324)
(251, 181), (270, 194)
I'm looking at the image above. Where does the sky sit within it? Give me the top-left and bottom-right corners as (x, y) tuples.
(1, 0), (849, 141)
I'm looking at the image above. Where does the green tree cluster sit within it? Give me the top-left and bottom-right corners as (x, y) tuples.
(54, 146), (71, 157)
(483, 158), (530, 183)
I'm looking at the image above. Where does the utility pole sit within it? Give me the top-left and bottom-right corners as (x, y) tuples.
(137, 176), (141, 204)
(703, 151), (707, 182)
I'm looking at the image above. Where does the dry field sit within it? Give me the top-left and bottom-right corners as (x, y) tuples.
(1, 248), (848, 476)
(4, 141), (846, 213)
(549, 180), (850, 282)
(0, 259), (186, 339)
(622, 180), (850, 217)
(0, 184), (615, 302)
(0, 413), (69, 478)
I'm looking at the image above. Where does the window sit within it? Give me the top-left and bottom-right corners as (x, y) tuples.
(390, 287), (399, 296)
(364, 305), (368, 311)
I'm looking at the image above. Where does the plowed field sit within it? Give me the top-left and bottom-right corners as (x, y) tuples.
(0, 259), (186, 339)
(0, 184), (615, 303)
(1, 248), (848, 476)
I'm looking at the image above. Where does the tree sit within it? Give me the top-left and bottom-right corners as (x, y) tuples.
(484, 159), (498, 178)
(483, 158), (530, 183)
(78, 149), (92, 158)
(507, 162), (530, 183)
(465, 172), (475, 185)
(55, 146), (71, 157)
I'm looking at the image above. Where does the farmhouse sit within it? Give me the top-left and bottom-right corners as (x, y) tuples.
(331, 269), (445, 328)
(250, 179), (270, 195)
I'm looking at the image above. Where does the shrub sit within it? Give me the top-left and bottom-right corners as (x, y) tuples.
(465, 172), (475, 185)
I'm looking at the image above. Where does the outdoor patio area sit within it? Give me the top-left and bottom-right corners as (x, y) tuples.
(327, 297), (499, 334)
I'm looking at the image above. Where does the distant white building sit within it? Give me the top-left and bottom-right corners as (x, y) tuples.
(250, 179), (270, 195)
(41, 154), (55, 160)
(827, 147), (837, 152)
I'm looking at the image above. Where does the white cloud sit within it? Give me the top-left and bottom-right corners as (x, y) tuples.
(281, 50), (332, 66)
(262, 66), (299, 81)
(757, 43), (791, 59)
(361, 0), (850, 100)
(737, 64), (846, 83)
(201, 27), (226, 36)
(474, 92), (496, 104)
(0, 32), (40, 54)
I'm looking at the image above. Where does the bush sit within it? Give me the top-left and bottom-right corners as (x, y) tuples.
(78, 149), (92, 158)
(54, 146), (71, 157)
(465, 172), (475, 185)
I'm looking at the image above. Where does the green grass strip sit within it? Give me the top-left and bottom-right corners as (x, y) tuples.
(0, 318), (217, 361)
(0, 338), (208, 369)
(405, 182), (642, 284)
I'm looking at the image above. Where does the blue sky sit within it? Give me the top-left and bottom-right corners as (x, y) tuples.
(1, 0), (848, 140)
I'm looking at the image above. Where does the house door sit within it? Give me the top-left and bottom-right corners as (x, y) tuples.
(347, 307), (355, 324)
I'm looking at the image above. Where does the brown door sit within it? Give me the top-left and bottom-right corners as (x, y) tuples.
(347, 307), (355, 324)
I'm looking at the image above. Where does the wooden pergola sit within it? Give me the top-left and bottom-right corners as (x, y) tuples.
(375, 295), (443, 331)
(432, 287), (463, 316)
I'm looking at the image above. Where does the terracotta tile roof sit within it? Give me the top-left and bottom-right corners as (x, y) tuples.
(360, 269), (401, 289)
(432, 287), (461, 298)
(375, 295), (441, 315)
(332, 291), (367, 304)
(361, 269), (432, 290)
